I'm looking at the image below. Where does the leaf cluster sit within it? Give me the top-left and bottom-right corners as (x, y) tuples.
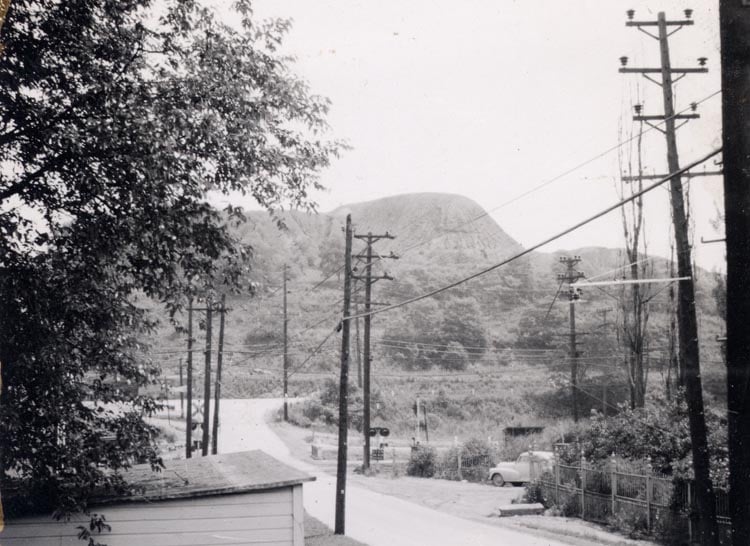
(0, 0), (339, 525)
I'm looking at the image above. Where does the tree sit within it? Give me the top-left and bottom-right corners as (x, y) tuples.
(0, 0), (338, 529)
(616, 115), (654, 409)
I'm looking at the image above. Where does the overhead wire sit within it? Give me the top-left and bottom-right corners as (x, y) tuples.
(388, 90), (722, 260)
(343, 147), (722, 324)
(211, 93), (723, 380)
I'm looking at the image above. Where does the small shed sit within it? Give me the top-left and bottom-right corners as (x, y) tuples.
(1, 450), (314, 546)
(504, 425), (545, 439)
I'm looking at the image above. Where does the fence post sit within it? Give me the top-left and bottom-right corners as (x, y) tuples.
(555, 460), (560, 505)
(610, 453), (617, 518)
(457, 447), (462, 480)
(581, 455), (586, 520)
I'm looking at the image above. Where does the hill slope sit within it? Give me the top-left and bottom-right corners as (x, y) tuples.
(147, 192), (723, 408)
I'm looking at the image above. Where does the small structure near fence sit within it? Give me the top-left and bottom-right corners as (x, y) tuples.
(536, 458), (731, 545)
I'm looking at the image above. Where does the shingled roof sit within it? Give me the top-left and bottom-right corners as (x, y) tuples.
(96, 450), (315, 504)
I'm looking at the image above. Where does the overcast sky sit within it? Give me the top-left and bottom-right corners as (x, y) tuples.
(216, 0), (724, 271)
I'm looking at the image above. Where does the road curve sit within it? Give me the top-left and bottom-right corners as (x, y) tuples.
(216, 398), (568, 546)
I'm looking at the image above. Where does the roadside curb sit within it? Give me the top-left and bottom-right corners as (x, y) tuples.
(497, 515), (659, 546)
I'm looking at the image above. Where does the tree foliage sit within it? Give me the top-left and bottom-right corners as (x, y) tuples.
(381, 297), (487, 371)
(0, 0), (338, 522)
(571, 397), (729, 488)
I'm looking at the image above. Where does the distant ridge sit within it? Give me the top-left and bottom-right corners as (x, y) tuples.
(329, 193), (524, 262)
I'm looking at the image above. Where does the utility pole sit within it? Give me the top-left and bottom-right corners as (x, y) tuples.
(212, 294), (226, 455)
(353, 232), (396, 471)
(283, 265), (289, 421)
(202, 297), (212, 457)
(719, 3), (750, 544)
(414, 397), (420, 442)
(558, 256), (584, 423)
(179, 357), (184, 418)
(186, 299), (194, 459)
(334, 214), (353, 536)
(354, 298), (362, 388)
(620, 10), (717, 545)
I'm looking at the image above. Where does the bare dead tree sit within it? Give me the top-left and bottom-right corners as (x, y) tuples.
(616, 110), (653, 408)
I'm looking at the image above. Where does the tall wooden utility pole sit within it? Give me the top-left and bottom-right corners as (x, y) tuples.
(283, 265), (289, 421)
(179, 357), (184, 418)
(211, 294), (226, 455)
(353, 232), (396, 471)
(719, 2), (750, 544)
(558, 256), (584, 423)
(186, 299), (194, 459)
(354, 299), (362, 388)
(620, 10), (718, 544)
(334, 214), (353, 535)
(202, 297), (213, 457)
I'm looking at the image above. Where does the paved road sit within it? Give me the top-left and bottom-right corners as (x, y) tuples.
(215, 399), (569, 546)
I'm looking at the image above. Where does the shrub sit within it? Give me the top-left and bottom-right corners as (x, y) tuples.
(435, 437), (497, 482)
(520, 481), (549, 505)
(406, 446), (437, 478)
(436, 446), (461, 480)
(559, 488), (581, 517)
(606, 503), (649, 539)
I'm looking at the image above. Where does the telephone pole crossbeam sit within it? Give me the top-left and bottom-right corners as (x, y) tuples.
(633, 114), (700, 121)
(619, 67), (707, 74)
(626, 19), (694, 28)
(622, 170), (722, 182)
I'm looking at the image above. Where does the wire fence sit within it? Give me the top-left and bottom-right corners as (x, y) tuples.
(536, 460), (731, 544)
(432, 450), (494, 482)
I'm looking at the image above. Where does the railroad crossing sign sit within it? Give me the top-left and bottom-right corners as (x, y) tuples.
(371, 448), (384, 461)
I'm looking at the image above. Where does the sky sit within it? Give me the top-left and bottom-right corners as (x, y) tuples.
(215, 0), (724, 271)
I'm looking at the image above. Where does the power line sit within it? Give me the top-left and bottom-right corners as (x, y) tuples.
(387, 90), (721, 260)
(343, 147), (721, 324)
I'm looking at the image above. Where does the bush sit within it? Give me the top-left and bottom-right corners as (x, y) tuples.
(606, 503), (648, 539)
(520, 481), (549, 505)
(406, 446), (437, 478)
(435, 437), (497, 482)
(559, 488), (581, 517)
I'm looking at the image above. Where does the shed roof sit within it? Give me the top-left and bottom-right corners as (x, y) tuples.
(97, 450), (315, 504)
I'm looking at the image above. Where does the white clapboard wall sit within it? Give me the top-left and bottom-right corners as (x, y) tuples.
(1, 484), (304, 546)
